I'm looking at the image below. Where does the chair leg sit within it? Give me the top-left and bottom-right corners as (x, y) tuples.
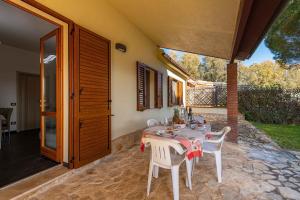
(185, 158), (193, 190)
(171, 166), (179, 200)
(153, 165), (159, 178)
(147, 162), (154, 196)
(215, 151), (222, 183)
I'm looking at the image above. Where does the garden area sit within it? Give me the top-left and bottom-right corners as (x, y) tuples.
(238, 86), (300, 151)
(253, 123), (300, 151)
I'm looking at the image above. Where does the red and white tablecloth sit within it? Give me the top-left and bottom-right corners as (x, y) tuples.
(141, 126), (209, 160)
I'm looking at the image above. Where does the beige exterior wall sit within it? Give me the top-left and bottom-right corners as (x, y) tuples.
(9, 0), (187, 162)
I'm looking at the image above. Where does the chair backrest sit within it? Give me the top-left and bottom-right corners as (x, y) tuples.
(0, 108), (13, 128)
(218, 126), (231, 148)
(147, 119), (159, 128)
(144, 137), (185, 168)
(205, 126), (231, 151)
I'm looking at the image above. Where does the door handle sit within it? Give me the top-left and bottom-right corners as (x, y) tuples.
(79, 87), (84, 95)
(79, 121), (83, 128)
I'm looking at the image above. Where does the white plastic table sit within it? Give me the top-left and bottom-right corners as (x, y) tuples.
(0, 114), (5, 150)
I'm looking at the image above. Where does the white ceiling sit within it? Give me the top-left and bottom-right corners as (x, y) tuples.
(107, 0), (240, 60)
(0, 1), (57, 52)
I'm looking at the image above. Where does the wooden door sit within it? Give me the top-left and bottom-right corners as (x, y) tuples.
(40, 29), (62, 162)
(73, 25), (111, 168)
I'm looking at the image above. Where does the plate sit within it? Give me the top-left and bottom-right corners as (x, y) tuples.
(174, 124), (186, 129)
(156, 130), (165, 136)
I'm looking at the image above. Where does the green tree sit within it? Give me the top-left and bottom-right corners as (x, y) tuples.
(265, 0), (300, 69)
(238, 61), (300, 88)
(180, 53), (201, 80)
(200, 57), (227, 82)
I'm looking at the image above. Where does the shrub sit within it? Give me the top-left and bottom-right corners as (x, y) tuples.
(238, 86), (300, 124)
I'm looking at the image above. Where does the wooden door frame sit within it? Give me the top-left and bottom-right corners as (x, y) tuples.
(40, 28), (62, 162)
(4, 0), (71, 165)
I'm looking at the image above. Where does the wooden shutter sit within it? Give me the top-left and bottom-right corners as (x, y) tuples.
(178, 81), (183, 105)
(136, 62), (147, 111)
(168, 76), (173, 107)
(73, 25), (111, 168)
(145, 69), (150, 109)
(155, 71), (163, 108)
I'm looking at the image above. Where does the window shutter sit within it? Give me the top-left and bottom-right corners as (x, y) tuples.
(168, 76), (173, 107)
(155, 71), (163, 108)
(178, 81), (183, 105)
(137, 62), (146, 111)
(145, 69), (150, 109)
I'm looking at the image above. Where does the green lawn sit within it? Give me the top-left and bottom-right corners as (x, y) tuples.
(253, 123), (300, 151)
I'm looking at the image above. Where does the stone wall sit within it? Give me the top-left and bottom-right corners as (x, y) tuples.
(111, 129), (143, 154)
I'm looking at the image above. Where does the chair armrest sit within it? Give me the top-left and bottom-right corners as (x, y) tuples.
(206, 131), (223, 136)
(204, 137), (223, 144)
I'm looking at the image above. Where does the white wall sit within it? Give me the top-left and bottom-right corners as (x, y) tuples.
(0, 44), (40, 131)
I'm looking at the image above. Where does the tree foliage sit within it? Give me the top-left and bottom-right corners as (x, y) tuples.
(179, 53), (201, 80)
(166, 50), (300, 89)
(200, 57), (227, 82)
(239, 61), (300, 88)
(265, 0), (300, 69)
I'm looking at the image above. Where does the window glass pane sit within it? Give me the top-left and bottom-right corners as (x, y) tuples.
(44, 116), (56, 150)
(172, 80), (178, 105)
(43, 35), (56, 112)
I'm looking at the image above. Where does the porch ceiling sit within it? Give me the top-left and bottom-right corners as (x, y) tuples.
(107, 0), (240, 60)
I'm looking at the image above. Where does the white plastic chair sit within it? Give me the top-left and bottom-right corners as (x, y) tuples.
(202, 126), (231, 183)
(144, 137), (193, 200)
(147, 119), (159, 128)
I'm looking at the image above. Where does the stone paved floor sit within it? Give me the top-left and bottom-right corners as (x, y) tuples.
(18, 118), (300, 200)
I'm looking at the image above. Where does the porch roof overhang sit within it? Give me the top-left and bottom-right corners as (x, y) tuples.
(157, 49), (190, 80)
(107, 0), (288, 62)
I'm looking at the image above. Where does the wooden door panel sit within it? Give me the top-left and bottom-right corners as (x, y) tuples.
(74, 25), (111, 168)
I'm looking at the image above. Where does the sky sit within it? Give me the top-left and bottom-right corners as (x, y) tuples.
(242, 40), (275, 66)
(164, 39), (276, 66)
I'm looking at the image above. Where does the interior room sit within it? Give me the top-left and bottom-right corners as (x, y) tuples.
(0, 1), (59, 187)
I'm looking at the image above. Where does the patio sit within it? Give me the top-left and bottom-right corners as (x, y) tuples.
(17, 115), (300, 200)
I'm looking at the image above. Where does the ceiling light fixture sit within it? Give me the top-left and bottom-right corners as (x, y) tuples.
(43, 55), (56, 64)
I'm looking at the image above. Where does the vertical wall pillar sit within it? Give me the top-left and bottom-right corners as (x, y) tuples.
(227, 63), (238, 142)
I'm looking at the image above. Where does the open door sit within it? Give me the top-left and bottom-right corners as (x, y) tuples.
(73, 25), (111, 168)
(40, 29), (62, 162)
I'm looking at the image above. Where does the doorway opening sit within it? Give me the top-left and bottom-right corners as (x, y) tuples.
(0, 1), (63, 187)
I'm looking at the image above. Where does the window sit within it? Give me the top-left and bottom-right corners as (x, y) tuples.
(136, 62), (163, 111)
(168, 76), (183, 106)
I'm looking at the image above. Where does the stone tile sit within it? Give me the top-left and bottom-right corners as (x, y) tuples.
(278, 187), (300, 200)
(267, 180), (281, 186)
(261, 174), (276, 180)
(278, 175), (287, 182)
(260, 182), (276, 192)
(289, 177), (299, 183)
(264, 193), (283, 200)
(283, 182), (298, 189)
(281, 170), (294, 176)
